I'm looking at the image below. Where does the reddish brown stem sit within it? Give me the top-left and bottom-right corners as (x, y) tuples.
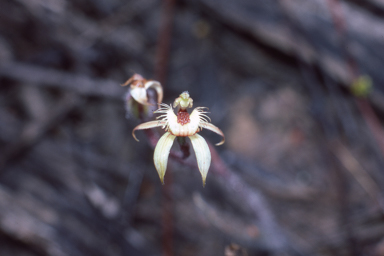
(155, 0), (175, 85)
(154, 0), (176, 255)
(356, 99), (384, 155)
(326, 0), (358, 78)
(327, 0), (384, 157)
(162, 165), (173, 256)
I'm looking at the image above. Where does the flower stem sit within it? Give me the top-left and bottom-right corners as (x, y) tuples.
(177, 136), (190, 159)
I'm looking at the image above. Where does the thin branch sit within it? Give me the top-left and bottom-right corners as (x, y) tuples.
(0, 62), (123, 100)
(332, 141), (383, 208)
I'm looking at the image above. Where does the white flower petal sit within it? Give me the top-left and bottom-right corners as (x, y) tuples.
(189, 134), (211, 186)
(130, 87), (149, 105)
(154, 132), (176, 184)
(132, 121), (166, 141)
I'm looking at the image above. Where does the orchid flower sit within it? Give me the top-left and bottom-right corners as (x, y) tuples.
(122, 74), (163, 105)
(132, 91), (225, 186)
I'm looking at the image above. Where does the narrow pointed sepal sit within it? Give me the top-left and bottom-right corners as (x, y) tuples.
(154, 132), (176, 184)
(189, 134), (211, 186)
(132, 121), (166, 141)
(202, 123), (225, 146)
(145, 81), (163, 104)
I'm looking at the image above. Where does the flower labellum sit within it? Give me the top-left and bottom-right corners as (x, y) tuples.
(132, 91), (225, 186)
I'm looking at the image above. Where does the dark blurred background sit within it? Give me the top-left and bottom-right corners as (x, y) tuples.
(1, 0), (384, 255)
